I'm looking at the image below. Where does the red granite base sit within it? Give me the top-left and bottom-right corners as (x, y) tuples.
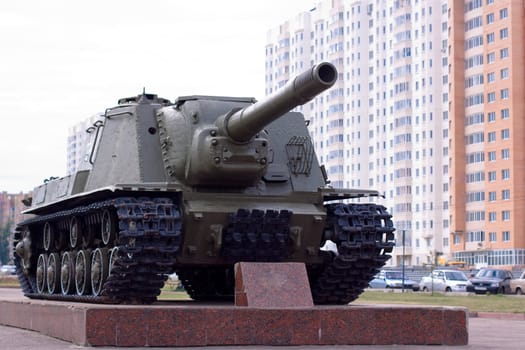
(234, 262), (314, 307)
(0, 298), (468, 346)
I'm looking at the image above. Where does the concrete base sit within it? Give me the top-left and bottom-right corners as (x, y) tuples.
(0, 297), (468, 346)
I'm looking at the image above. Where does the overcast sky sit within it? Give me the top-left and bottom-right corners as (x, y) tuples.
(0, 0), (314, 193)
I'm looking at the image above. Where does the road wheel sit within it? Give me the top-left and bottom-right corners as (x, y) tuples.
(60, 251), (76, 295)
(69, 217), (82, 249)
(91, 248), (109, 296)
(43, 222), (55, 252)
(445, 287), (452, 292)
(46, 253), (61, 294)
(36, 254), (48, 294)
(422, 287), (428, 292)
(101, 210), (116, 246)
(516, 288), (523, 295)
(75, 249), (92, 295)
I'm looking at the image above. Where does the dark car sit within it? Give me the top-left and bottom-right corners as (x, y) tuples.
(466, 268), (513, 294)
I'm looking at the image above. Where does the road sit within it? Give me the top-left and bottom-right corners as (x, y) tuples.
(1, 288), (525, 349)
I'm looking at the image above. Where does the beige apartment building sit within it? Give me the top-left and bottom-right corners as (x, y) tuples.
(449, 0), (525, 267)
(265, 0), (450, 267)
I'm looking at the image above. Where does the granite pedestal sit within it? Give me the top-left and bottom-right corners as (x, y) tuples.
(0, 297), (468, 346)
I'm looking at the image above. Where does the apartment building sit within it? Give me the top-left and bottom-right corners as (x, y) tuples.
(449, 0), (525, 267)
(66, 113), (104, 175)
(265, 0), (449, 266)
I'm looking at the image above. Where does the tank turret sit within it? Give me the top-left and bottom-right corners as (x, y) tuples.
(13, 62), (395, 305)
(162, 62), (337, 187)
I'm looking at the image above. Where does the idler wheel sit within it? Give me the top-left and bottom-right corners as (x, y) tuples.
(75, 249), (92, 295)
(43, 222), (55, 252)
(46, 253), (61, 294)
(101, 209), (116, 246)
(60, 251), (76, 295)
(91, 248), (109, 296)
(69, 217), (82, 249)
(36, 253), (48, 294)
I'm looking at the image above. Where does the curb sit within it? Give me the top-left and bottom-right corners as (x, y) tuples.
(469, 312), (525, 320)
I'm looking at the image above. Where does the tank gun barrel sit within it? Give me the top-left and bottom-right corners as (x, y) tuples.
(222, 62), (337, 143)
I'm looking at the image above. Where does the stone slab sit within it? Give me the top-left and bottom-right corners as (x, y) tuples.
(0, 298), (469, 346)
(234, 262), (313, 307)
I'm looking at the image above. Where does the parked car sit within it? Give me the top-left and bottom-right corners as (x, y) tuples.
(466, 268), (513, 294)
(419, 269), (468, 292)
(510, 271), (525, 295)
(0, 265), (16, 276)
(368, 270), (419, 291)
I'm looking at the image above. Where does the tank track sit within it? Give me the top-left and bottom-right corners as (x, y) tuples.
(13, 196), (181, 304)
(310, 203), (395, 304)
(177, 208), (292, 300)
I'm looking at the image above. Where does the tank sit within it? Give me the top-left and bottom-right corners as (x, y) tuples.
(13, 62), (395, 304)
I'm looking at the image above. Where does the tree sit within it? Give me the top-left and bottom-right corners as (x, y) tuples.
(0, 223), (12, 265)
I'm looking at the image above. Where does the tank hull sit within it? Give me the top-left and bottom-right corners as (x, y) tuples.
(14, 187), (394, 304)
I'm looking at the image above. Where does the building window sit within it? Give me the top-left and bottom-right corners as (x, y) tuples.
(489, 232), (497, 242)
(489, 212), (496, 222)
(501, 68), (509, 79)
(487, 32), (495, 43)
(488, 113), (496, 123)
(500, 8), (508, 19)
(501, 148), (510, 159)
(501, 88), (509, 99)
(500, 48), (509, 59)
(487, 92), (496, 102)
(453, 235), (461, 245)
(501, 128), (510, 139)
(502, 211), (511, 221)
(487, 52), (495, 63)
(486, 13), (494, 24)
(488, 151), (496, 161)
(487, 72), (495, 82)
(501, 108), (510, 119)
(467, 230), (485, 242)
(502, 169), (510, 180)
(488, 191), (496, 202)
(502, 231), (510, 242)
(502, 189), (510, 200)
(500, 28), (508, 39)
(488, 171), (496, 182)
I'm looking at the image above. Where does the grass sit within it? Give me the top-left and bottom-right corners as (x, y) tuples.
(155, 288), (525, 314)
(0, 276), (20, 288)
(354, 290), (525, 313)
(2, 277), (524, 313)
(158, 290), (191, 300)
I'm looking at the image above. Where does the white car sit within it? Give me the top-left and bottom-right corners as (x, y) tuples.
(419, 269), (468, 292)
(0, 265), (16, 275)
(368, 270), (420, 291)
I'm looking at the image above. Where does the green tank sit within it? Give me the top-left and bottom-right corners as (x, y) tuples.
(13, 62), (394, 304)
